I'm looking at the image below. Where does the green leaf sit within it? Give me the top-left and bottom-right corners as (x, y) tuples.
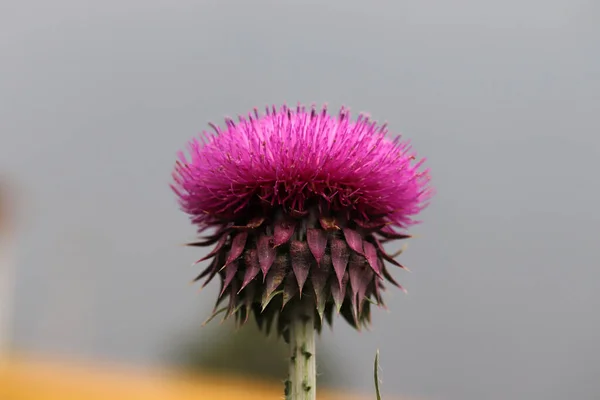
(374, 349), (382, 400)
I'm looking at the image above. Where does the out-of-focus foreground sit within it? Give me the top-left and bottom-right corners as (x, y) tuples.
(0, 355), (377, 400)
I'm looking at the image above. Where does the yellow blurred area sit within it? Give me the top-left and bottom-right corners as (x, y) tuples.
(0, 355), (375, 400)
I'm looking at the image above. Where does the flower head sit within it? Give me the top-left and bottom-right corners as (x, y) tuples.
(173, 104), (432, 335)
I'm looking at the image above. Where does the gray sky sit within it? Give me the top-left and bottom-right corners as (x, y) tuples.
(1, 1), (599, 399)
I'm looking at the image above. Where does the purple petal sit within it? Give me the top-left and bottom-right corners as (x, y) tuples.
(307, 228), (327, 266)
(273, 217), (296, 247)
(343, 227), (364, 255)
(257, 234), (275, 278)
(225, 232), (247, 265)
(290, 240), (312, 294)
(331, 238), (350, 288)
(172, 105), (431, 234)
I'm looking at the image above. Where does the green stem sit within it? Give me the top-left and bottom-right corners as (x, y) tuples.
(286, 301), (316, 400)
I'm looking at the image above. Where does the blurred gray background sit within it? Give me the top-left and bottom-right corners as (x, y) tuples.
(1, 0), (599, 399)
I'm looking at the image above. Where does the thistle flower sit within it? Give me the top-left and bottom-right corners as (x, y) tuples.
(172, 104), (431, 336)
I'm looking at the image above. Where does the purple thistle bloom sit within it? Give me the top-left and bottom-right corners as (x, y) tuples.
(172, 104), (432, 335)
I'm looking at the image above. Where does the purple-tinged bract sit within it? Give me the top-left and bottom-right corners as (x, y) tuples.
(172, 104), (432, 336)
